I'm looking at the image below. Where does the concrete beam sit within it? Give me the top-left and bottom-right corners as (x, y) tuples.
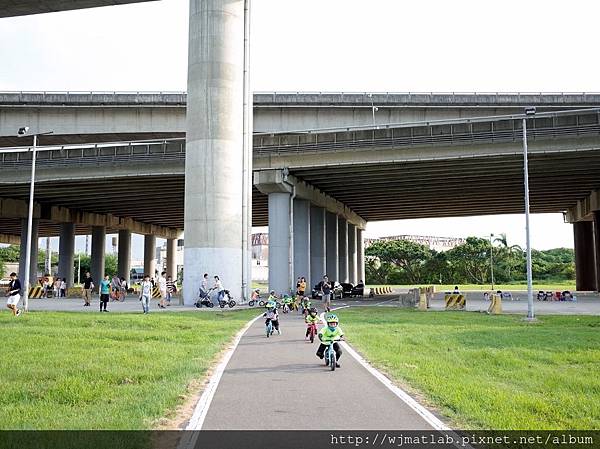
(0, 197), (180, 239)
(0, 233), (20, 244)
(254, 170), (366, 229)
(0, 1), (158, 18)
(566, 190), (600, 223)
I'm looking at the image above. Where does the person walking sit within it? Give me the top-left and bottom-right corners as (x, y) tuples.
(119, 277), (127, 302)
(82, 272), (94, 307)
(166, 275), (176, 306)
(6, 272), (22, 317)
(158, 271), (167, 309)
(53, 276), (61, 299)
(298, 276), (307, 298)
(321, 275), (332, 312)
(111, 275), (121, 301)
(99, 275), (110, 312)
(139, 274), (152, 314)
(214, 275), (224, 306)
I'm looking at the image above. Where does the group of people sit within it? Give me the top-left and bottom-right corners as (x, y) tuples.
(39, 276), (67, 298)
(261, 293), (345, 368)
(197, 273), (226, 305)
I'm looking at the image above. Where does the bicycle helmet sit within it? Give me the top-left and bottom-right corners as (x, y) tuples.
(325, 313), (338, 324)
(309, 307), (318, 315)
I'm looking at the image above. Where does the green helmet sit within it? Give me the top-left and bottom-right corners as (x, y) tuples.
(325, 313), (338, 324)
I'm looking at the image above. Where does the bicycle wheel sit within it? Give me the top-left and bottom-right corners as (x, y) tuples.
(309, 327), (315, 343)
(330, 348), (336, 371)
(229, 300), (236, 308)
(248, 300), (255, 307)
(259, 300), (266, 307)
(266, 322), (272, 337)
(207, 302), (214, 308)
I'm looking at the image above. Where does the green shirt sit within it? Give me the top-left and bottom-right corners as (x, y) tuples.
(318, 326), (344, 343)
(100, 280), (110, 294)
(305, 314), (320, 324)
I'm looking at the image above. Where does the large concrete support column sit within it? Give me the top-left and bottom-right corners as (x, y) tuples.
(183, 0), (245, 305)
(166, 238), (177, 280)
(118, 230), (131, 284)
(19, 218), (39, 284)
(310, 206), (326, 287)
(268, 193), (291, 294)
(58, 222), (75, 287)
(357, 228), (365, 284)
(90, 226), (105, 290)
(574, 221), (596, 291)
(594, 212), (600, 292)
(348, 223), (357, 284)
(293, 199), (311, 287)
(338, 217), (348, 283)
(144, 235), (157, 280)
(326, 212), (339, 281)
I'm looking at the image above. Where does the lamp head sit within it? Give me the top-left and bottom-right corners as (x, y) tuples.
(17, 126), (29, 136)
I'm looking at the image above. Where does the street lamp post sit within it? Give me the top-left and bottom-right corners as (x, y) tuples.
(18, 128), (53, 312)
(489, 233), (495, 291)
(367, 93), (379, 129)
(523, 109), (535, 319)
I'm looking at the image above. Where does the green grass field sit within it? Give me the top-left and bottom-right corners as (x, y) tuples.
(369, 282), (576, 292)
(0, 310), (258, 430)
(341, 307), (600, 429)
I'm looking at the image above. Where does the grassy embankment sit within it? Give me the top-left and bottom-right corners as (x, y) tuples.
(342, 307), (599, 429)
(0, 309), (258, 429)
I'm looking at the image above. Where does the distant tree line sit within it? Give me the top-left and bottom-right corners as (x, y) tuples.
(365, 235), (574, 285)
(0, 245), (117, 281)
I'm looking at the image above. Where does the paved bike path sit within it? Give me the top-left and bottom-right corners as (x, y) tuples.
(200, 310), (438, 430)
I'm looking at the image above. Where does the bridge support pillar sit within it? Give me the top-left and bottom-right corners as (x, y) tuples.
(338, 217), (348, 283)
(268, 192), (291, 295)
(91, 226), (105, 290)
(118, 230), (131, 284)
(357, 228), (365, 284)
(58, 222), (75, 287)
(144, 235), (157, 280)
(310, 206), (326, 287)
(594, 212), (600, 292)
(574, 221), (596, 291)
(293, 199), (311, 288)
(19, 218), (39, 285)
(166, 238), (178, 281)
(348, 223), (357, 284)
(326, 212), (339, 281)
(184, 0), (246, 305)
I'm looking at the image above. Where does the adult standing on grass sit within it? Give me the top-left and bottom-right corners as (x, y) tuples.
(140, 274), (152, 314)
(6, 272), (22, 317)
(82, 271), (94, 307)
(158, 271), (167, 309)
(99, 275), (111, 312)
(111, 274), (121, 301)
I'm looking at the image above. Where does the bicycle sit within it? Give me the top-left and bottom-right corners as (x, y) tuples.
(306, 322), (317, 343)
(266, 319), (274, 338)
(324, 338), (342, 371)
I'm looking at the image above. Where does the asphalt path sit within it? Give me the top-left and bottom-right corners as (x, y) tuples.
(200, 307), (436, 430)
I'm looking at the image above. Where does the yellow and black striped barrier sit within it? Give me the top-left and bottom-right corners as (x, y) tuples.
(371, 286), (394, 295)
(487, 294), (502, 314)
(152, 287), (161, 299)
(28, 286), (44, 298)
(444, 294), (466, 310)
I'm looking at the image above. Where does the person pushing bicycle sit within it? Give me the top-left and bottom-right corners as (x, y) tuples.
(316, 313), (344, 368)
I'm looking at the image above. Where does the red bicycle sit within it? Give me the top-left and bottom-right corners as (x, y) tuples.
(306, 322), (317, 343)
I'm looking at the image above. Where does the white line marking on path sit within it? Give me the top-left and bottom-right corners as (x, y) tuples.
(341, 342), (449, 431)
(185, 313), (262, 430)
(375, 298), (396, 306)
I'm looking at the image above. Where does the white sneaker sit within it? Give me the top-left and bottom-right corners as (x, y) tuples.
(15, 309), (22, 316)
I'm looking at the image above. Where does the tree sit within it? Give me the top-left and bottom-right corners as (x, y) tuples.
(365, 240), (432, 284)
(446, 237), (491, 284)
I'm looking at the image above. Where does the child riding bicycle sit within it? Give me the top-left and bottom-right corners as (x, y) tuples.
(263, 305), (281, 335)
(305, 307), (320, 341)
(316, 313), (344, 368)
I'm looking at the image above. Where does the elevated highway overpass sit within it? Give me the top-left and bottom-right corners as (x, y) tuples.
(2, 105), (600, 292)
(3, 0), (600, 299)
